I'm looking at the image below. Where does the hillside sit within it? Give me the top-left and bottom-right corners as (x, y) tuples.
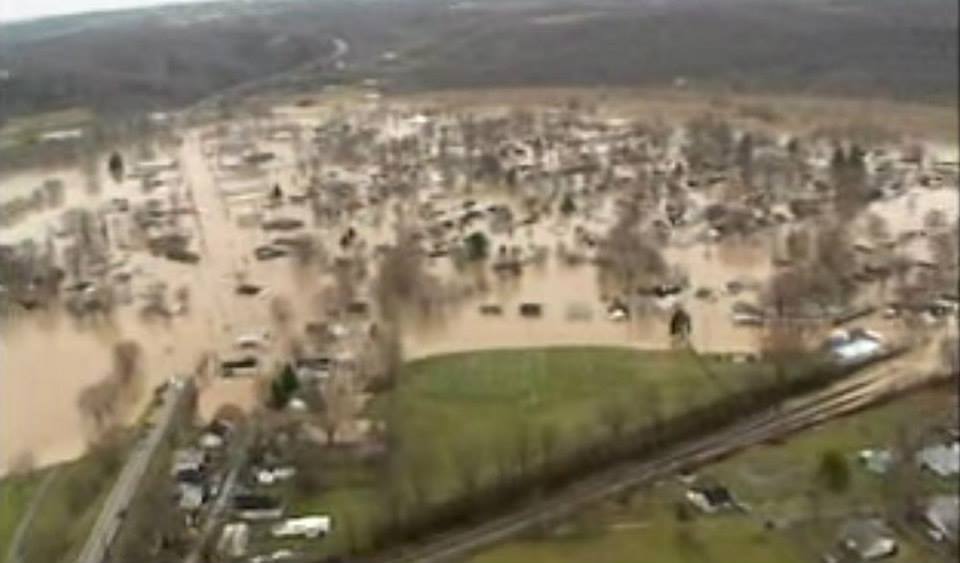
(0, 0), (956, 119)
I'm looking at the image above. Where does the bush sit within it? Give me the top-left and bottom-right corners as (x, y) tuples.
(463, 232), (490, 261)
(269, 364), (301, 410)
(817, 449), (851, 493)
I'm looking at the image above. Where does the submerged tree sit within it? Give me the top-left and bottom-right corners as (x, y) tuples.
(463, 231), (490, 262)
(597, 207), (667, 294)
(108, 151), (125, 183)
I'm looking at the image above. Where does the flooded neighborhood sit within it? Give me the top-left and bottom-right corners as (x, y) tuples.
(2, 91), (957, 476)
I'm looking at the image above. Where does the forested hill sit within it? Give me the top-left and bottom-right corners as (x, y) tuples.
(0, 0), (956, 119)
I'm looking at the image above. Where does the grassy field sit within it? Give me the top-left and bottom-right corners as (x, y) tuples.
(468, 386), (959, 563)
(0, 107), (93, 150)
(280, 346), (778, 556)
(0, 470), (48, 562)
(378, 347), (773, 497)
(7, 436), (130, 563)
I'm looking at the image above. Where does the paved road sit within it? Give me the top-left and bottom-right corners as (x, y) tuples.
(74, 381), (191, 563)
(370, 345), (945, 563)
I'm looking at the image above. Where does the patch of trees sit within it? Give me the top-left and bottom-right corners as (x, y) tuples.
(463, 231), (490, 262)
(386, 0), (957, 102)
(374, 229), (443, 321)
(0, 240), (62, 313)
(107, 151), (124, 183)
(596, 207), (668, 296)
(830, 144), (870, 217)
(268, 364), (301, 410)
(684, 114), (734, 174)
(76, 340), (146, 437)
(764, 224), (858, 316)
(104, 440), (189, 562)
(2, 0), (954, 121)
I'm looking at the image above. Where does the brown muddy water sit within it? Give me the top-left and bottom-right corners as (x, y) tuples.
(1, 112), (956, 474)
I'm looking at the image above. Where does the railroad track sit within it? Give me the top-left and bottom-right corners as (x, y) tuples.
(369, 348), (945, 563)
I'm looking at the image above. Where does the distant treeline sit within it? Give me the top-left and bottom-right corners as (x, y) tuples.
(0, 0), (956, 120)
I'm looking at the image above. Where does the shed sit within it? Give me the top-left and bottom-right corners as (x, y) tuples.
(839, 519), (897, 561)
(924, 495), (959, 543)
(916, 441), (960, 477)
(686, 485), (735, 514)
(271, 515), (333, 539)
(217, 522), (250, 558)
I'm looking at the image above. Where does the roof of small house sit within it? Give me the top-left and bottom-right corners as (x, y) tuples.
(917, 441), (960, 477)
(840, 519), (897, 559)
(925, 495), (959, 542)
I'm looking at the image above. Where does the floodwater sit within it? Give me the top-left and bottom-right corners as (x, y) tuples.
(1, 106), (957, 474)
(405, 236), (772, 359)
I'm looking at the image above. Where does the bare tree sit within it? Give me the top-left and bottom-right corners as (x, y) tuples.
(362, 323), (404, 391)
(317, 376), (359, 446)
(112, 340), (144, 390)
(785, 227), (812, 263)
(831, 145), (869, 218)
(597, 209), (667, 295)
(374, 228), (441, 321)
(270, 295), (294, 333)
(77, 340), (144, 435)
(684, 114), (734, 173)
(765, 223), (857, 314)
(760, 317), (808, 386)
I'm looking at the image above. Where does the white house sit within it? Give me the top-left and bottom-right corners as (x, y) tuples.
(271, 515), (332, 539)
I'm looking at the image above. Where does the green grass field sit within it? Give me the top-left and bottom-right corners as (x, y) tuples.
(4, 436), (130, 563)
(0, 470), (48, 562)
(0, 107), (93, 151)
(283, 346), (777, 556)
(378, 347), (772, 498)
(470, 503), (806, 563)
(469, 386), (959, 563)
